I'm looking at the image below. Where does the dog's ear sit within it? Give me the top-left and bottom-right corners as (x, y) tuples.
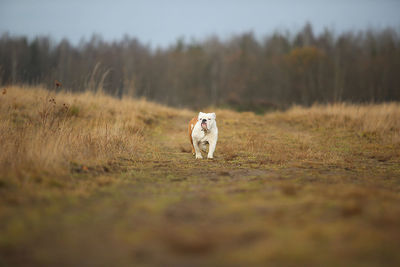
(198, 112), (205, 119)
(211, 113), (216, 119)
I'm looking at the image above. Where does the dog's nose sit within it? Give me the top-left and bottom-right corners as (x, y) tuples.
(202, 119), (206, 123)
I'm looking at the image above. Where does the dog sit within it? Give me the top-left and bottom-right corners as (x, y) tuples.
(188, 112), (218, 159)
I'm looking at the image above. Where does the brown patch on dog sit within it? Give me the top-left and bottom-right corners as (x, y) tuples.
(188, 117), (197, 155)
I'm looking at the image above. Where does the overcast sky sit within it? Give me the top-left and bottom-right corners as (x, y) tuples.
(1, 0), (399, 47)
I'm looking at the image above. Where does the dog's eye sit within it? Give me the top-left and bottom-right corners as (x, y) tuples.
(208, 118), (211, 120)
(199, 118), (202, 120)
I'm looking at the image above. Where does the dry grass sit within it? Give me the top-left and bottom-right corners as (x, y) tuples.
(1, 86), (400, 266)
(279, 103), (400, 143)
(0, 86), (186, 189)
(215, 103), (400, 167)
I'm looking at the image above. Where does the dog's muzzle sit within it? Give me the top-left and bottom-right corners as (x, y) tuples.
(201, 119), (207, 130)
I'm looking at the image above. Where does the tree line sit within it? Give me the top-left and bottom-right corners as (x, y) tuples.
(0, 24), (399, 111)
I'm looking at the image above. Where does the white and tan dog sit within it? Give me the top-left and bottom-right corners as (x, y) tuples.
(188, 112), (218, 159)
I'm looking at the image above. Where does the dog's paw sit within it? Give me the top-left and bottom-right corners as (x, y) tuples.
(207, 155), (214, 159)
(195, 154), (203, 159)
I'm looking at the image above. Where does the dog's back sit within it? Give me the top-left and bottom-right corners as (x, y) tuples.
(188, 117), (197, 155)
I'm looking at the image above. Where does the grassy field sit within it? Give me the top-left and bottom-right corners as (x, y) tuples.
(1, 86), (400, 266)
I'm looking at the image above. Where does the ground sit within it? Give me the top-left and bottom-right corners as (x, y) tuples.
(0, 87), (400, 266)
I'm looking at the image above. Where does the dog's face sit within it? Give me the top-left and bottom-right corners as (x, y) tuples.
(198, 112), (216, 131)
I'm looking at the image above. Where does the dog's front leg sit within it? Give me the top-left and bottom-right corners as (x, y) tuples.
(207, 139), (217, 159)
(193, 140), (203, 159)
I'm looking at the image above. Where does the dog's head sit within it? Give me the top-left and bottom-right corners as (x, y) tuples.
(198, 112), (216, 131)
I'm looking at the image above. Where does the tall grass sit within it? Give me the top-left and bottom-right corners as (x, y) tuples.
(1, 86), (399, 185)
(280, 103), (400, 143)
(214, 103), (400, 166)
(0, 86), (180, 184)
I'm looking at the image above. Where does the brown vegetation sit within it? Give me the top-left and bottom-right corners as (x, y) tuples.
(0, 86), (400, 266)
(0, 86), (185, 191)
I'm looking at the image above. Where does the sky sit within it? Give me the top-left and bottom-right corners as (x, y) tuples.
(1, 0), (399, 47)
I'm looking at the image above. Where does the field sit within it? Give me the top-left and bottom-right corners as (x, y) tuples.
(1, 86), (400, 266)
